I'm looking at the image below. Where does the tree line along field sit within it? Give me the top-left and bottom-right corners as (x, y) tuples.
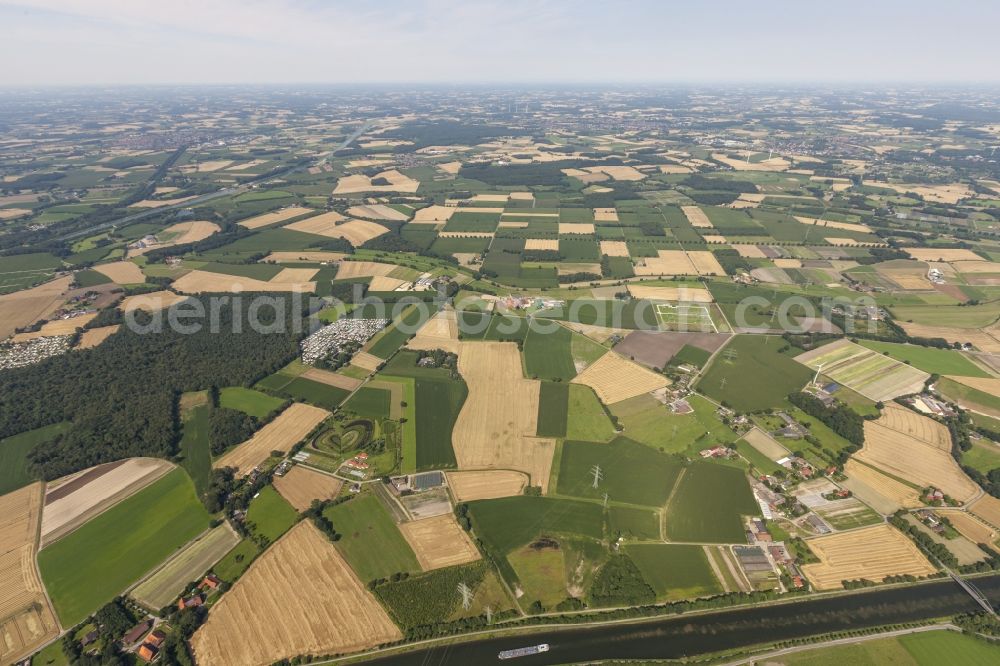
(38, 468), (210, 627)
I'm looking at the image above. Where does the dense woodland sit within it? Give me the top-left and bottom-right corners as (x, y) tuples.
(0, 295), (302, 479)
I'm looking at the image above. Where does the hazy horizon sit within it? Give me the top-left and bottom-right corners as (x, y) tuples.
(2, 0), (998, 87)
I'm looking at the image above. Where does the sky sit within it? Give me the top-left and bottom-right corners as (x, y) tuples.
(1, 0), (998, 86)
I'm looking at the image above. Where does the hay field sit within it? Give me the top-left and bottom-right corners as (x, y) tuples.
(262, 251), (347, 263)
(347, 204), (410, 221)
(795, 338), (929, 401)
(682, 206), (713, 228)
(11, 312), (97, 342)
(857, 420), (979, 503)
(733, 244), (767, 259)
(334, 261), (398, 279)
(191, 522), (401, 666)
(301, 367), (362, 391)
(742, 428), (789, 460)
(599, 241), (629, 257)
(172, 269), (315, 293)
(594, 208), (618, 222)
(76, 324), (120, 349)
(940, 510), (997, 544)
(399, 514), (481, 571)
(333, 169), (420, 194)
(969, 494), (1000, 530)
(525, 238), (560, 251)
(41, 458), (174, 547)
(452, 341), (555, 491)
(801, 524), (937, 590)
(239, 207), (315, 229)
(876, 403), (951, 450)
(446, 470), (528, 501)
(214, 403), (330, 477)
(842, 459), (921, 514)
(121, 290), (190, 312)
(559, 223), (596, 235)
(571, 351), (669, 404)
(273, 466), (342, 512)
(634, 250), (696, 276)
(130, 523), (240, 609)
(0, 275), (72, 339)
(687, 250), (726, 276)
(0, 483), (59, 665)
(93, 261), (145, 284)
(627, 285), (713, 302)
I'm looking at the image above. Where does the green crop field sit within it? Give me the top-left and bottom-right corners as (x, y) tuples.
(857, 340), (990, 377)
(467, 496), (605, 554)
(0, 422), (69, 495)
(38, 468), (210, 627)
(276, 376), (350, 410)
(322, 493), (419, 582)
(373, 561), (489, 632)
(178, 403), (212, 495)
(523, 325), (577, 381)
(698, 335), (812, 412)
(608, 506), (661, 541)
(664, 461), (758, 543)
(626, 544), (723, 601)
(414, 377), (465, 469)
(212, 539), (260, 583)
(609, 393), (732, 455)
(777, 629), (1000, 665)
(671, 343), (712, 368)
(536, 382), (569, 437)
(508, 545), (568, 609)
(962, 439), (1000, 475)
(343, 386), (391, 419)
(566, 384), (616, 442)
(219, 386), (287, 418)
(937, 377), (1000, 416)
(246, 485), (298, 543)
(889, 301), (1000, 328)
(556, 437), (684, 507)
(571, 331), (608, 366)
(368, 303), (439, 359)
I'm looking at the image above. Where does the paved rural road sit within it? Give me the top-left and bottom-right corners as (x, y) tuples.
(60, 120), (372, 241)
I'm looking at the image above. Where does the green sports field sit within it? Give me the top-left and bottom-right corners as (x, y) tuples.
(626, 544), (723, 601)
(322, 493), (420, 583)
(664, 461), (758, 543)
(38, 468), (210, 627)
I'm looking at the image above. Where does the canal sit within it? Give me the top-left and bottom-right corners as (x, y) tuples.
(358, 575), (1000, 664)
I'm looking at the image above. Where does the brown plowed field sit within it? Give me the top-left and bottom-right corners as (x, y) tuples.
(273, 466), (343, 511)
(191, 522), (401, 665)
(801, 524), (937, 590)
(399, 514), (481, 571)
(214, 403), (330, 477)
(571, 350), (669, 404)
(446, 470), (528, 501)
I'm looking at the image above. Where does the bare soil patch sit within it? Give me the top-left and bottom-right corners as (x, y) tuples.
(614, 331), (729, 370)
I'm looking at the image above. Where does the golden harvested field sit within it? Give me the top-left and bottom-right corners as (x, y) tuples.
(951, 260), (1000, 274)
(682, 205), (713, 228)
(11, 312), (97, 342)
(93, 261), (145, 284)
(411, 204), (454, 223)
(0, 483), (59, 665)
(842, 459), (921, 514)
(130, 524), (240, 609)
(333, 169), (420, 194)
(0, 275), (73, 339)
(773, 258), (802, 269)
(525, 238), (560, 251)
(350, 351), (383, 371)
(627, 285), (713, 302)
(270, 267), (319, 283)
(399, 514), (481, 571)
(301, 367), (362, 391)
(801, 524), (937, 590)
(634, 250), (696, 276)
(944, 375), (1000, 396)
(262, 251), (347, 263)
(876, 403), (951, 450)
(794, 217), (872, 234)
(562, 167), (607, 183)
(0, 208), (30, 220)
(571, 351), (669, 404)
(41, 458), (174, 547)
(191, 522), (401, 666)
(437, 161), (462, 175)
(172, 270), (315, 293)
(334, 261), (398, 279)
(285, 213), (389, 246)
(857, 419), (979, 503)
(407, 310), (460, 353)
(599, 241), (629, 257)
(76, 324), (120, 349)
(583, 165), (646, 181)
(368, 275), (408, 291)
(121, 290), (190, 312)
(347, 204), (410, 221)
(881, 270), (934, 291)
(273, 466), (342, 512)
(905, 248), (982, 262)
(593, 207), (618, 222)
(687, 250), (726, 276)
(129, 221), (220, 256)
(896, 322), (1000, 353)
(733, 244), (767, 259)
(712, 153), (790, 171)
(864, 181), (973, 205)
(558, 223), (595, 235)
(238, 206), (315, 229)
(742, 428), (789, 461)
(445, 470), (528, 501)
(939, 510), (997, 545)
(969, 494), (1000, 530)
(214, 403), (330, 477)
(452, 341), (555, 491)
